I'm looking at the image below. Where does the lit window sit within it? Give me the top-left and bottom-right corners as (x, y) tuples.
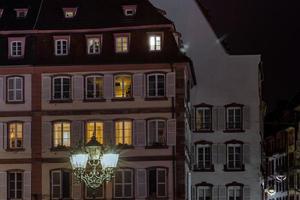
(114, 75), (132, 98)
(7, 76), (24, 102)
(54, 38), (69, 56)
(51, 169), (71, 199)
(196, 186), (212, 200)
(115, 120), (132, 145)
(86, 121), (104, 144)
(148, 119), (166, 146)
(8, 122), (23, 149)
(226, 106), (243, 130)
(147, 73), (165, 97)
(148, 168), (167, 198)
(85, 75), (104, 99)
(115, 34), (129, 53)
(52, 76), (71, 100)
(63, 8), (77, 18)
(8, 171), (23, 199)
(87, 37), (101, 54)
(53, 121), (71, 148)
(0, 9), (3, 18)
(122, 5), (137, 16)
(228, 186), (242, 200)
(227, 144), (243, 170)
(149, 34), (162, 51)
(196, 144), (212, 170)
(195, 106), (212, 131)
(15, 9), (28, 18)
(85, 184), (104, 199)
(114, 169), (133, 198)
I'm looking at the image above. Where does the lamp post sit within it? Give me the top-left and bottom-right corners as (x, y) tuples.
(69, 135), (119, 190)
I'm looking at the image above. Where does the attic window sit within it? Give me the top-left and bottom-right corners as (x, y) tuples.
(0, 9), (3, 18)
(122, 5), (137, 16)
(15, 9), (28, 18)
(63, 8), (77, 18)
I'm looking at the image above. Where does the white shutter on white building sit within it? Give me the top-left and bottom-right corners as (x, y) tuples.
(42, 121), (52, 150)
(133, 120), (146, 146)
(212, 186), (219, 200)
(72, 174), (82, 200)
(212, 107), (218, 130)
(167, 119), (176, 146)
(72, 121), (83, 147)
(218, 185), (226, 200)
(42, 76), (51, 101)
(24, 122), (31, 151)
(0, 122), (4, 152)
(104, 74), (113, 100)
(104, 120), (114, 145)
(133, 74), (144, 98)
(243, 143), (251, 164)
(243, 106), (250, 130)
(212, 144), (218, 164)
(136, 169), (147, 198)
(23, 171), (31, 200)
(243, 185), (251, 200)
(0, 76), (4, 103)
(73, 75), (84, 100)
(217, 107), (225, 130)
(166, 72), (176, 97)
(0, 172), (7, 200)
(218, 144), (226, 164)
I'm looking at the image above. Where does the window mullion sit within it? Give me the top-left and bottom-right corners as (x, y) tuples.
(155, 75), (158, 97)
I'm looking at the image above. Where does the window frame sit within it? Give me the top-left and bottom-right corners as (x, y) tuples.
(195, 143), (212, 170)
(226, 143), (243, 170)
(114, 33), (130, 53)
(146, 73), (166, 98)
(113, 168), (134, 198)
(86, 35), (102, 55)
(147, 119), (167, 146)
(225, 105), (243, 131)
(14, 8), (28, 18)
(147, 167), (168, 198)
(52, 121), (71, 149)
(50, 169), (72, 200)
(7, 170), (23, 200)
(52, 75), (72, 101)
(196, 185), (212, 200)
(7, 121), (24, 150)
(122, 5), (137, 16)
(54, 36), (70, 56)
(85, 75), (104, 100)
(227, 185), (243, 200)
(114, 120), (133, 146)
(85, 120), (104, 144)
(113, 74), (132, 98)
(6, 76), (24, 103)
(62, 7), (78, 18)
(194, 105), (212, 132)
(148, 32), (163, 51)
(10, 41), (23, 57)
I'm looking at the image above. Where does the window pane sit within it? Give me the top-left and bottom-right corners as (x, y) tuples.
(115, 122), (123, 145)
(62, 171), (70, 198)
(148, 121), (156, 145)
(124, 121), (132, 145)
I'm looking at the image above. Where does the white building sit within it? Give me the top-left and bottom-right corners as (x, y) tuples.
(151, 0), (262, 199)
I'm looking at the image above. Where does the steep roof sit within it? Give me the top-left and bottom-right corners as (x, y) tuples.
(0, 0), (173, 31)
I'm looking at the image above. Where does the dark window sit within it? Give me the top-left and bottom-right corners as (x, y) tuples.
(196, 144), (212, 170)
(195, 106), (212, 131)
(196, 186), (212, 200)
(113, 169), (133, 198)
(8, 171), (23, 199)
(51, 169), (71, 199)
(52, 76), (71, 100)
(147, 120), (166, 146)
(148, 168), (167, 198)
(85, 75), (104, 99)
(226, 107), (242, 130)
(227, 144), (243, 170)
(147, 74), (165, 97)
(7, 76), (23, 102)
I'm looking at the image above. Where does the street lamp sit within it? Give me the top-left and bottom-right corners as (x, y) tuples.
(69, 135), (119, 189)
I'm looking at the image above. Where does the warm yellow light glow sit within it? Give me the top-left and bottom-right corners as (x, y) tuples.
(86, 121), (104, 144)
(115, 121), (132, 145)
(114, 75), (132, 98)
(116, 36), (128, 52)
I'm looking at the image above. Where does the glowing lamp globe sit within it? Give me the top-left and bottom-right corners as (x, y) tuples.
(100, 153), (119, 169)
(70, 152), (89, 169)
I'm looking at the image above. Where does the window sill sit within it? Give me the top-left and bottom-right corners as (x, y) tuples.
(193, 165), (215, 172)
(6, 148), (25, 152)
(50, 146), (71, 151)
(6, 100), (25, 104)
(144, 97), (168, 101)
(111, 97), (134, 102)
(193, 129), (214, 133)
(145, 145), (168, 149)
(223, 129), (245, 133)
(83, 98), (106, 103)
(49, 99), (73, 103)
(223, 165), (245, 171)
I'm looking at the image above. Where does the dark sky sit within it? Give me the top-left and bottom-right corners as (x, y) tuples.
(197, 0), (300, 112)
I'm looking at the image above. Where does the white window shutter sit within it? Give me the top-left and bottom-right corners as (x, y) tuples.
(23, 171), (31, 200)
(167, 119), (176, 146)
(42, 76), (51, 101)
(218, 185), (226, 200)
(72, 121), (83, 147)
(72, 174), (82, 200)
(192, 185), (196, 200)
(217, 144), (226, 164)
(217, 107), (225, 130)
(212, 107), (218, 131)
(243, 106), (250, 130)
(42, 121), (52, 150)
(212, 144), (218, 164)
(0, 76), (4, 102)
(133, 73), (144, 98)
(24, 122), (31, 151)
(73, 75), (84, 100)
(136, 169), (147, 198)
(243, 185), (251, 200)
(0, 122), (4, 152)
(104, 74), (113, 100)
(243, 143), (251, 164)
(212, 186), (218, 200)
(133, 120), (146, 146)
(104, 120), (114, 145)
(0, 172), (7, 200)
(166, 72), (176, 97)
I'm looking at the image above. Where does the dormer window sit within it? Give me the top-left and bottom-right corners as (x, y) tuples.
(15, 9), (28, 18)
(63, 8), (77, 18)
(122, 5), (137, 16)
(0, 9), (3, 18)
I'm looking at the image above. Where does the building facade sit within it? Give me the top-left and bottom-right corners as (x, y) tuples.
(0, 0), (194, 199)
